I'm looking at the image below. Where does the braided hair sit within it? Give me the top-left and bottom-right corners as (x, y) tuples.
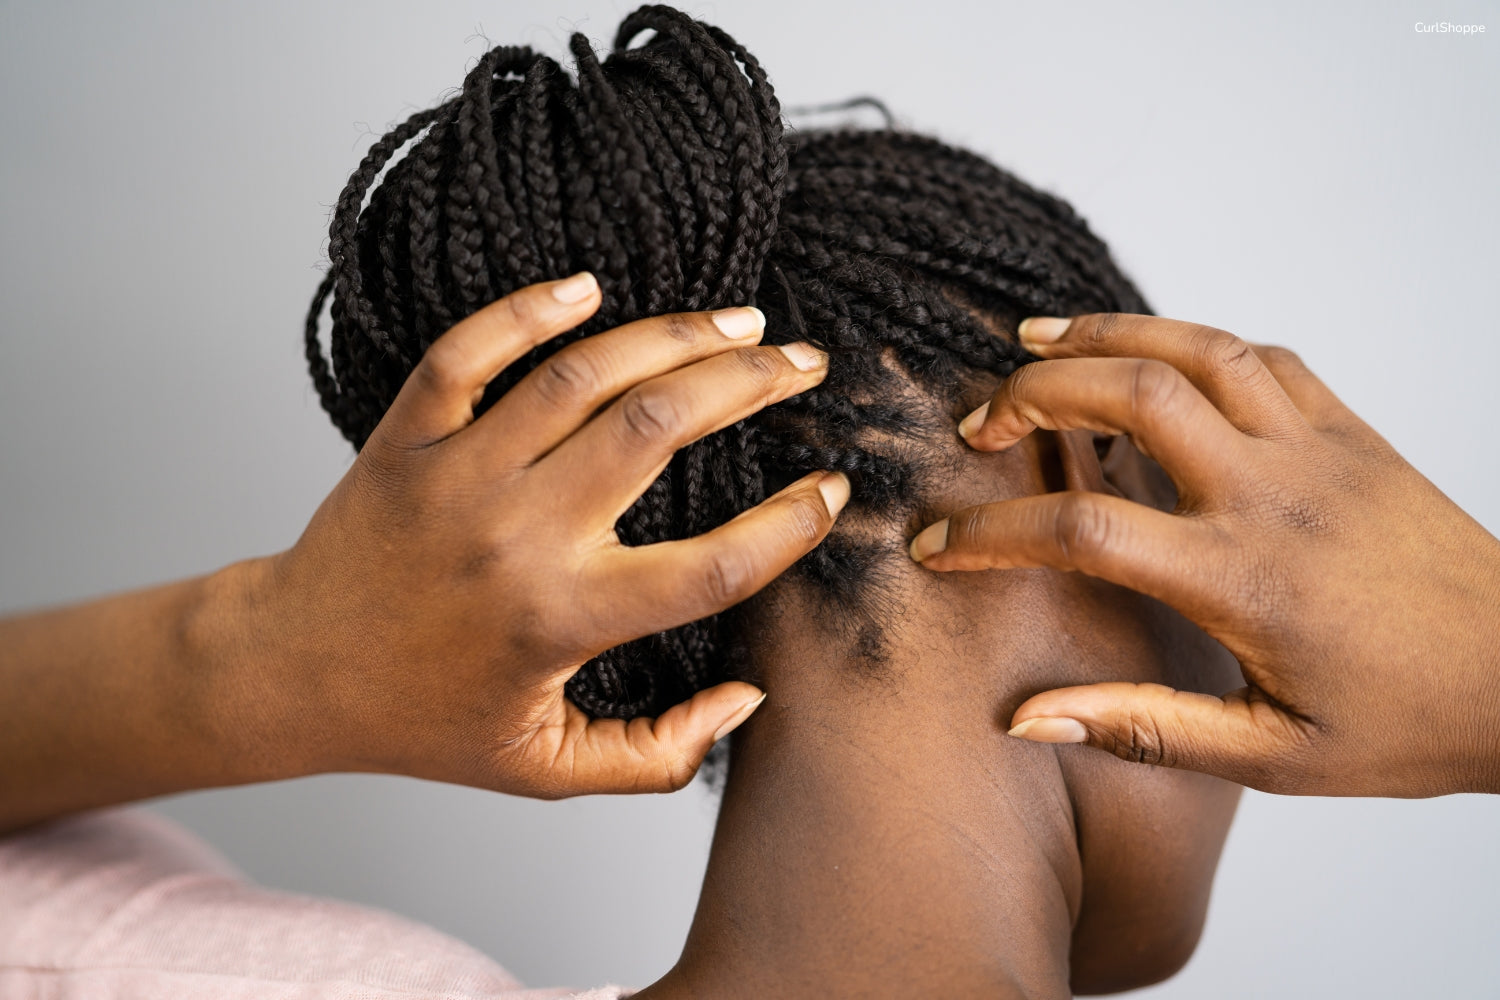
(305, 4), (1149, 720)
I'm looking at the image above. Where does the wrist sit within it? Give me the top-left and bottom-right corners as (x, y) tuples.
(180, 555), (328, 784)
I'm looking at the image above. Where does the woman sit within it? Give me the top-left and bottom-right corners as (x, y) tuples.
(294, 8), (1247, 992)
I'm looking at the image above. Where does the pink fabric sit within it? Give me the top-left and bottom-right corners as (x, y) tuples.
(0, 808), (631, 1000)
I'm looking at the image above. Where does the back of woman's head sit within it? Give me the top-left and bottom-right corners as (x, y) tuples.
(306, 3), (1149, 721)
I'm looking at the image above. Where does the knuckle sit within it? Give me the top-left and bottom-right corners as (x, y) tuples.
(731, 344), (785, 387)
(1128, 358), (1187, 422)
(782, 491), (832, 544)
(659, 312), (701, 344)
(1079, 311), (1124, 349)
(533, 348), (606, 408)
(500, 286), (542, 330)
(1193, 328), (1258, 383)
(415, 341), (470, 396)
(617, 387), (684, 446)
(700, 549), (756, 608)
(1052, 493), (1113, 566)
(1109, 705), (1172, 767)
(350, 445), (421, 522)
(951, 505), (995, 552)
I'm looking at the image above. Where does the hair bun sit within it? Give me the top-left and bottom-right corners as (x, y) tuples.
(308, 6), (786, 451)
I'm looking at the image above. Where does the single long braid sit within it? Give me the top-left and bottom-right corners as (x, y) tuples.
(306, 5), (1149, 719)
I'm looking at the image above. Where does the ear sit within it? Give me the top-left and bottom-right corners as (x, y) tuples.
(1099, 434), (1179, 513)
(1054, 428), (1111, 494)
(1056, 429), (1178, 513)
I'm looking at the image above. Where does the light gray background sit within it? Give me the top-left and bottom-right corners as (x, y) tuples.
(2, 1), (1496, 996)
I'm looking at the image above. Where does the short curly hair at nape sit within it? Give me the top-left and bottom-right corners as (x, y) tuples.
(305, 4), (1149, 720)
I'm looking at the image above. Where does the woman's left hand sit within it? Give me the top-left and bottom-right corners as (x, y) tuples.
(910, 313), (1500, 797)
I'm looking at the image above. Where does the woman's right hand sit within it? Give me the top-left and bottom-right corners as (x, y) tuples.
(236, 273), (847, 798)
(911, 313), (1500, 797)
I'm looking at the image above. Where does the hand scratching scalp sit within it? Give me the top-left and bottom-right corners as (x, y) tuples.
(306, 4), (1149, 720)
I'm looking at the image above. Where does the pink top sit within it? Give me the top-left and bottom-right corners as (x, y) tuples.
(0, 808), (632, 1000)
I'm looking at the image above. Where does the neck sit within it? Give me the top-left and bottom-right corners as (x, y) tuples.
(638, 589), (1083, 1000)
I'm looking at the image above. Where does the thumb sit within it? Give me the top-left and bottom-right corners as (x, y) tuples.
(554, 681), (766, 795)
(1006, 682), (1314, 792)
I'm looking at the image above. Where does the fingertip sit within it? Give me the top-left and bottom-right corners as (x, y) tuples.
(817, 471), (851, 517)
(551, 270), (599, 304)
(1008, 716), (1088, 744)
(712, 688), (768, 743)
(957, 402), (989, 442)
(1018, 316), (1070, 349)
(909, 518), (950, 562)
(776, 342), (828, 373)
(710, 306), (766, 341)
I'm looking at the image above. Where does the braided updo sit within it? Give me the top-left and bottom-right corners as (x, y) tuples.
(305, 4), (1149, 720)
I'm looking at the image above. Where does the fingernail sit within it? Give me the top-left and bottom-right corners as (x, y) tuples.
(777, 342), (828, 372)
(817, 471), (851, 517)
(713, 692), (767, 743)
(552, 271), (598, 304)
(1008, 717), (1088, 743)
(712, 306), (765, 340)
(1018, 317), (1069, 346)
(958, 402), (989, 440)
(909, 518), (949, 561)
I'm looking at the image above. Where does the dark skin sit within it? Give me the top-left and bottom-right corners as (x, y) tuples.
(5, 283), (1499, 992)
(0, 276), (851, 834)
(640, 391), (1242, 999)
(915, 314), (1500, 797)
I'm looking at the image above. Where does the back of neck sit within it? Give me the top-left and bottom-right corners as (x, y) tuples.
(638, 609), (1082, 1000)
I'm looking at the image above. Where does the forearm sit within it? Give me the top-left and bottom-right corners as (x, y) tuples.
(0, 557), (305, 835)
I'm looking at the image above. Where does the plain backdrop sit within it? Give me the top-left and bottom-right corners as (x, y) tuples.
(2, 1), (1497, 996)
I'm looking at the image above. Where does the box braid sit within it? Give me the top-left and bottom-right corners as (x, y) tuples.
(305, 4), (1149, 720)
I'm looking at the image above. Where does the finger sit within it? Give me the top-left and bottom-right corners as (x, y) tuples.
(1015, 314), (1307, 440)
(959, 357), (1247, 497)
(479, 306), (769, 464)
(1250, 343), (1364, 434)
(911, 491), (1228, 616)
(577, 471), (849, 650)
(371, 272), (602, 450)
(540, 343), (829, 530)
(523, 682), (766, 796)
(1005, 682), (1315, 794)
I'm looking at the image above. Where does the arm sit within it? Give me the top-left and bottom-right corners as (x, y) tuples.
(913, 313), (1500, 797)
(1, 274), (849, 835)
(0, 563), (288, 835)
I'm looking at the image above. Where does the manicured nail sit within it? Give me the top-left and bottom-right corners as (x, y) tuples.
(712, 306), (765, 340)
(552, 271), (598, 304)
(713, 692), (768, 743)
(909, 518), (950, 561)
(1008, 717), (1088, 743)
(1018, 317), (1070, 346)
(778, 342), (828, 372)
(958, 402), (989, 440)
(817, 472), (851, 517)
